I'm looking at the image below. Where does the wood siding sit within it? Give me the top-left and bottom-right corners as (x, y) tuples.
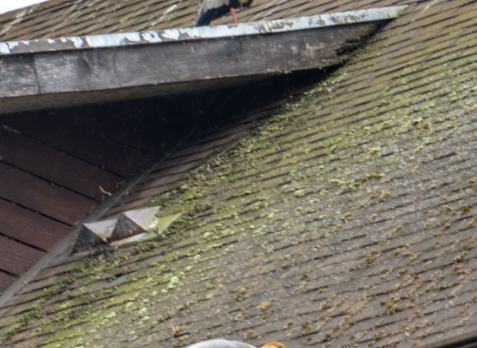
(0, 97), (193, 292)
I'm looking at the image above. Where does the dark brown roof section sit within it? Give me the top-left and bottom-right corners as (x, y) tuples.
(0, 96), (201, 295)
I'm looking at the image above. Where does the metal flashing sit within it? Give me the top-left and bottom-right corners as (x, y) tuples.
(0, 6), (407, 56)
(74, 219), (118, 251)
(110, 212), (182, 248)
(73, 207), (182, 251)
(111, 207), (161, 241)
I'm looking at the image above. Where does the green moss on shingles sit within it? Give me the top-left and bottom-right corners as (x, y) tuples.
(4, 6), (477, 347)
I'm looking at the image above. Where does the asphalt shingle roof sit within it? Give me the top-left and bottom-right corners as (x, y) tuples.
(1, 0), (477, 347)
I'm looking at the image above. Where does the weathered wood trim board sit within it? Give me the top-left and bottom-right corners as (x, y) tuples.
(0, 7), (406, 114)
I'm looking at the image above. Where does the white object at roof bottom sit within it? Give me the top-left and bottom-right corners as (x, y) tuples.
(186, 339), (256, 348)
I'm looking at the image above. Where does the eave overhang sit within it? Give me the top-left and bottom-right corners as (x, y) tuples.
(0, 6), (406, 114)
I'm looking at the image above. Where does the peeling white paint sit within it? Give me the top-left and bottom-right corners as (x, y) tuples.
(7, 41), (20, 50)
(161, 29), (181, 40)
(85, 32), (141, 48)
(142, 31), (162, 43)
(0, 43), (10, 54)
(0, 6), (407, 55)
(67, 36), (84, 48)
(122, 32), (142, 42)
(20, 40), (30, 45)
(174, 6), (405, 39)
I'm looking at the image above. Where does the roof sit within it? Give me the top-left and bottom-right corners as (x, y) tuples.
(0, 7), (404, 114)
(0, 7), (406, 55)
(1, 0), (477, 347)
(0, 5), (397, 294)
(0, 0), (411, 41)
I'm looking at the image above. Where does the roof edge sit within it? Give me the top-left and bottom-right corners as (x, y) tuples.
(0, 6), (407, 56)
